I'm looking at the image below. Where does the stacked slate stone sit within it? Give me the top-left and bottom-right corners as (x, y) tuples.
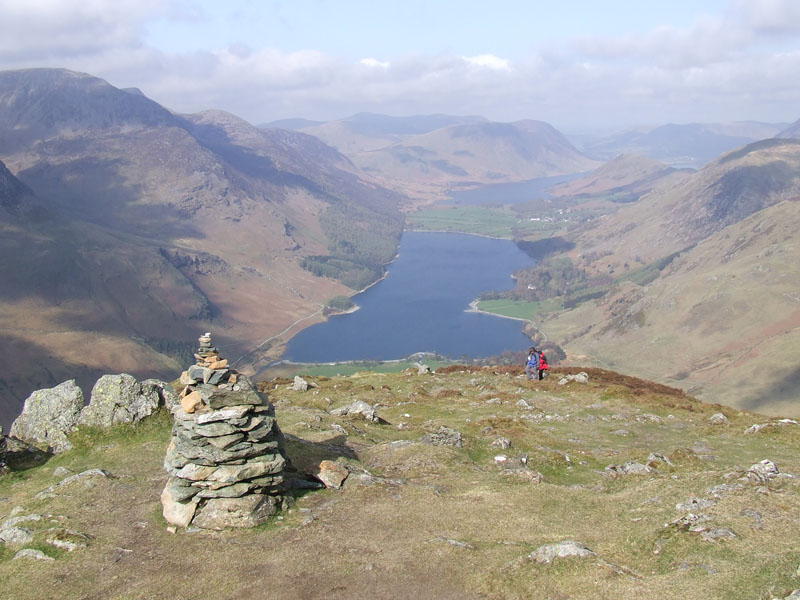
(161, 333), (290, 530)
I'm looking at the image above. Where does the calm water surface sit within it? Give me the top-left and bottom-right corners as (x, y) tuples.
(445, 173), (583, 206)
(283, 231), (536, 362)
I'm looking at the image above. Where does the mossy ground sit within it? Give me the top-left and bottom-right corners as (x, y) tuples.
(1, 367), (799, 599)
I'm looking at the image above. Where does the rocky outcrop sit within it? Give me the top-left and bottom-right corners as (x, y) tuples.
(161, 333), (290, 530)
(8, 374), (177, 455)
(78, 374), (177, 428)
(9, 380), (84, 453)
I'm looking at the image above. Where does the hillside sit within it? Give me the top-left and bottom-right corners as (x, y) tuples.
(0, 69), (406, 427)
(2, 367), (799, 599)
(350, 120), (599, 192)
(297, 112), (488, 154)
(539, 199), (800, 416)
(569, 139), (800, 270)
(579, 122), (787, 167)
(549, 154), (692, 202)
(515, 139), (800, 415)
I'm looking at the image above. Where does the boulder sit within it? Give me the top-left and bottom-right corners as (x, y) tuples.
(290, 376), (309, 392)
(161, 486), (198, 527)
(745, 459), (780, 484)
(0, 525), (34, 547)
(331, 400), (379, 422)
(10, 379), (84, 453)
(414, 362), (432, 375)
(79, 374), (166, 428)
(529, 541), (596, 564)
(313, 460), (350, 489)
(191, 494), (280, 530)
(421, 426), (463, 447)
(13, 549), (53, 561)
(605, 462), (650, 476)
(142, 379), (180, 410)
(558, 372), (590, 385)
(708, 413), (729, 425)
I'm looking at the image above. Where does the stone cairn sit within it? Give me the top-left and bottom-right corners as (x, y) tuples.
(161, 332), (290, 530)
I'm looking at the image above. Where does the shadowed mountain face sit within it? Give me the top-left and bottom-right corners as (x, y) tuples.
(0, 68), (406, 428)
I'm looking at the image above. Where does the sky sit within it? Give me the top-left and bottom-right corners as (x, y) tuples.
(1, 0), (800, 132)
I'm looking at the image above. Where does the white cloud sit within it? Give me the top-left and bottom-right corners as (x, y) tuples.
(462, 54), (511, 71)
(0, 1), (799, 129)
(359, 58), (390, 69)
(0, 0), (166, 60)
(735, 0), (800, 34)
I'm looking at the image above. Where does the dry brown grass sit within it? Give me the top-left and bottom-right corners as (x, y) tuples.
(2, 369), (800, 599)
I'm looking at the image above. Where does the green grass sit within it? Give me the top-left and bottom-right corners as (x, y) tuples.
(407, 205), (560, 238)
(263, 359), (457, 378)
(3, 367), (800, 600)
(477, 297), (563, 320)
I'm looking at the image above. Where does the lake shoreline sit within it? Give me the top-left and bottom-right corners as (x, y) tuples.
(465, 299), (530, 323)
(283, 231), (538, 363)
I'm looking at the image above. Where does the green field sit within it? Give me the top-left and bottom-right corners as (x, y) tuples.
(477, 297), (563, 320)
(262, 359), (458, 378)
(406, 205), (559, 238)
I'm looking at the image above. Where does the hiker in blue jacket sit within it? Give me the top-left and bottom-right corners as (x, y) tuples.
(525, 347), (540, 380)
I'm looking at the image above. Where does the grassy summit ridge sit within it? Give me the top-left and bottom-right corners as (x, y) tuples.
(2, 367), (799, 599)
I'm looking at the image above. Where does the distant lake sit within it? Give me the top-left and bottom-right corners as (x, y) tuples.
(282, 232), (536, 362)
(445, 173), (583, 206)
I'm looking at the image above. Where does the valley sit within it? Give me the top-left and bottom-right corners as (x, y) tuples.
(0, 67), (798, 427)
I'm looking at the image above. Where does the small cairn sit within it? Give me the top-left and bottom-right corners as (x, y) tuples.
(161, 333), (290, 530)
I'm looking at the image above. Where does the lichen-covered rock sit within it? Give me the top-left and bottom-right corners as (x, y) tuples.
(0, 525), (34, 547)
(142, 379), (180, 410)
(290, 376), (309, 392)
(10, 379), (84, 453)
(708, 413), (729, 425)
(331, 400), (379, 422)
(78, 373), (167, 428)
(529, 541), (596, 564)
(191, 494), (280, 529)
(421, 426), (463, 447)
(313, 460), (349, 489)
(13, 549), (54, 561)
(745, 459), (780, 484)
(605, 461), (650, 476)
(161, 486), (199, 527)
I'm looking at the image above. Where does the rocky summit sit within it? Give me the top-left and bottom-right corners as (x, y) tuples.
(161, 333), (291, 530)
(2, 364), (800, 599)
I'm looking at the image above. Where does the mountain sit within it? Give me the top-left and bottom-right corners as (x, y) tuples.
(531, 139), (800, 414)
(296, 112), (488, 154)
(3, 365), (800, 599)
(776, 117), (800, 139)
(578, 121), (787, 167)
(261, 117), (325, 130)
(0, 68), (406, 428)
(569, 138), (800, 267)
(549, 153), (692, 202)
(348, 120), (600, 192)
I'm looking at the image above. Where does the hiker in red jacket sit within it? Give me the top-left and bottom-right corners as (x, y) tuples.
(538, 351), (549, 380)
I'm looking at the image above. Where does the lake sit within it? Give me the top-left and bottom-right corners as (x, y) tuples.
(282, 231), (536, 363)
(445, 173), (583, 206)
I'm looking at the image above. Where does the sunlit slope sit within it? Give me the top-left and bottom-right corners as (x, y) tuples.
(2, 367), (800, 599)
(542, 199), (800, 415)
